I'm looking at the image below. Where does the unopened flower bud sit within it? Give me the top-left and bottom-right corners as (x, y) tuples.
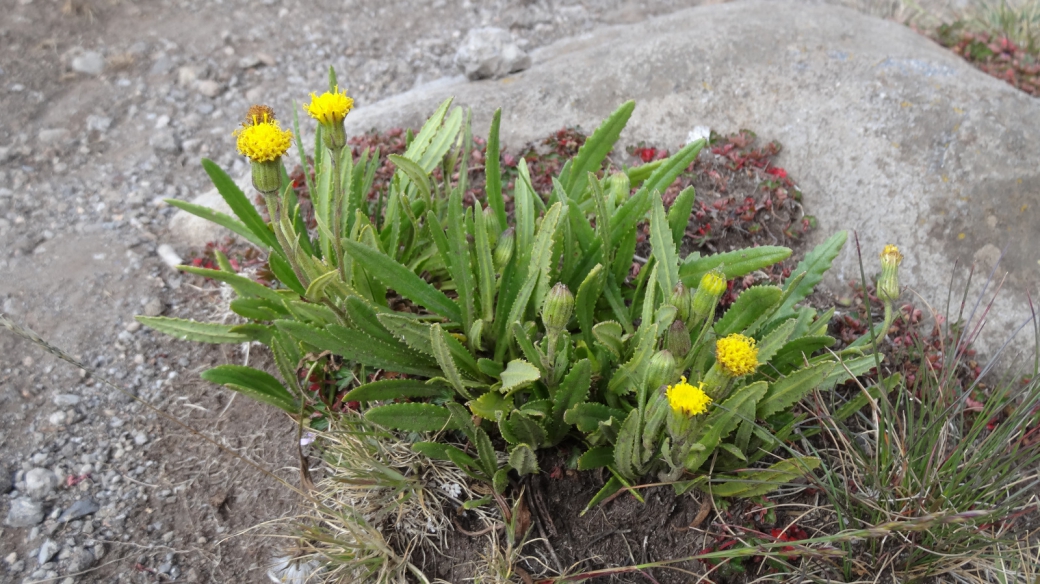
(691, 269), (727, 322)
(541, 283), (574, 332)
(664, 320), (692, 359)
(645, 350), (678, 393)
(494, 227), (515, 269)
(483, 205), (501, 245)
(250, 161), (282, 195)
(609, 172), (630, 202)
(878, 244), (902, 304)
(669, 283), (692, 324)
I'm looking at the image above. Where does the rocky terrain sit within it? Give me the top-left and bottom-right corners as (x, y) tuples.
(0, 0), (1016, 582)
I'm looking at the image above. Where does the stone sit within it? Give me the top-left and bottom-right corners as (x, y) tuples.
(6, 498), (44, 527)
(70, 51), (105, 76)
(142, 298), (163, 317)
(197, 80), (224, 98)
(67, 548), (95, 573)
(454, 27), (531, 80)
(38, 129), (68, 144)
(166, 171), (252, 248)
(52, 394), (81, 407)
(57, 499), (100, 523)
(0, 465), (11, 494)
(37, 539), (59, 565)
(344, 0), (1039, 360)
(85, 115), (112, 133)
(24, 468), (58, 500)
(149, 129), (180, 154)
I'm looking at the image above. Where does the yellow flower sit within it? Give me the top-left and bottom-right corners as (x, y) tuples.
(716, 333), (759, 377)
(234, 118), (292, 163)
(666, 376), (712, 416)
(306, 87), (354, 124)
(880, 244), (903, 267)
(699, 269), (728, 297)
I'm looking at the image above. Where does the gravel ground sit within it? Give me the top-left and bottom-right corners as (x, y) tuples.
(0, 0), (961, 582)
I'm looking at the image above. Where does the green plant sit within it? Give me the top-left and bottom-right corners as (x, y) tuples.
(142, 67), (874, 512)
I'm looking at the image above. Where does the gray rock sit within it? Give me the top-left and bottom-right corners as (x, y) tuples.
(67, 548), (96, 573)
(85, 115), (112, 133)
(454, 27), (531, 80)
(6, 494), (43, 527)
(58, 499), (100, 523)
(52, 394), (81, 407)
(345, 0), (1039, 360)
(24, 468), (58, 500)
(166, 171), (252, 248)
(0, 465), (11, 494)
(142, 298), (163, 317)
(149, 129), (180, 154)
(70, 51), (105, 76)
(197, 79), (224, 98)
(38, 129), (68, 144)
(37, 539), (59, 565)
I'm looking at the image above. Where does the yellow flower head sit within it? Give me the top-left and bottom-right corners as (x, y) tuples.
(880, 244), (903, 268)
(234, 117), (292, 163)
(699, 269), (728, 297)
(716, 333), (759, 377)
(666, 376), (712, 416)
(306, 86), (354, 125)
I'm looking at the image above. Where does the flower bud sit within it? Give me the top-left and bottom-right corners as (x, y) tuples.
(669, 283), (692, 324)
(664, 320), (692, 359)
(691, 268), (727, 322)
(250, 160), (282, 195)
(878, 244), (902, 304)
(541, 282), (574, 333)
(645, 350), (678, 393)
(608, 172), (630, 202)
(307, 87), (354, 152)
(493, 227), (515, 269)
(483, 205), (501, 246)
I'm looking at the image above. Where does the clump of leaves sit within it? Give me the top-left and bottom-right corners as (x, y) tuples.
(934, 21), (1040, 96)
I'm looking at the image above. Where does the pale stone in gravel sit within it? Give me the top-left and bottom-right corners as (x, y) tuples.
(5, 498), (44, 527)
(166, 172), (251, 249)
(70, 51), (105, 76)
(344, 0), (1040, 360)
(37, 539), (59, 565)
(197, 80), (224, 98)
(455, 27), (531, 80)
(24, 468), (58, 500)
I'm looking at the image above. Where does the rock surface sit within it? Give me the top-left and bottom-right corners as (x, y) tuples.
(343, 0), (1039, 360)
(455, 27), (532, 80)
(167, 172), (250, 248)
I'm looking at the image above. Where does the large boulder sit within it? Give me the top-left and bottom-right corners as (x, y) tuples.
(343, 0), (1039, 361)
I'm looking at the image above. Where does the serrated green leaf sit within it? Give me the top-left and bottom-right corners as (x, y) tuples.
(714, 286), (783, 337)
(679, 246), (792, 286)
(650, 195), (679, 296)
(344, 379), (451, 403)
(564, 402), (626, 433)
(757, 363), (835, 419)
(592, 320), (624, 360)
(200, 365), (296, 413)
(493, 468), (509, 494)
(477, 358), (504, 379)
(447, 186), (476, 331)
(614, 409), (642, 480)
(575, 264), (606, 348)
(343, 239), (462, 323)
(468, 392), (513, 421)
(500, 411), (547, 446)
(474, 428), (499, 478)
(276, 320), (442, 377)
(777, 230), (846, 315)
(511, 321), (547, 376)
(581, 476), (624, 516)
(137, 316), (249, 344)
(499, 359), (542, 393)
(667, 186), (696, 248)
(578, 446), (615, 470)
(755, 319), (798, 364)
(388, 154), (432, 205)
(200, 159), (279, 249)
(377, 313), (481, 379)
(508, 444), (540, 475)
(164, 198), (268, 250)
(472, 201), (496, 323)
(686, 381), (768, 472)
(365, 403), (459, 432)
(561, 101), (635, 198)
(485, 109), (506, 230)
(431, 323), (470, 399)
(641, 139), (705, 201)
(178, 265), (285, 303)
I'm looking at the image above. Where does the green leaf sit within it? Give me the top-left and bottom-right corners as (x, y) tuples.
(468, 392), (514, 421)
(477, 358), (505, 379)
(575, 264), (606, 348)
(485, 109), (506, 230)
(561, 101), (635, 198)
(706, 457), (821, 498)
(609, 188), (652, 248)
(387, 154), (432, 205)
(777, 231), (846, 315)
(343, 239), (462, 323)
(578, 446), (615, 470)
(581, 477), (624, 516)
(819, 354), (879, 390)
(136, 316), (249, 344)
(508, 444), (540, 475)
(377, 314), (481, 379)
(553, 359), (591, 420)
(412, 441), (461, 462)
(679, 247), (792, 286)
(493, 469), (509, 494)
(474, 427), (499, 478)
(200, 365), (296, 413)
(500, 411), (547, 446)
(714, 286), (783, 337)
(667, 186), (696, 248)
(500, 359), (542, 393)
(446, 187), (476, 331)
(755, 318), (798, 364)
(365, 403), (459, 432)
(200, 159), (279, 249)
(268, 253), (306, 296)
(564, 402), (626, 433)
(431, 323), (471, 399)
(403, 97), (454, 169)
(757, 363), (836, 419)
(472, 201), (497, 323)
(686, 381), (768, 472)
(641, 139), (705, 201)
(773, 336), (837, 366)
(164, 198), (268, 250)
(344, 379), (452, 403)
(592, 320), (625, 360)
(178, 266), (285, 304)
(650, 195), (679, 296)
(614, 409), (642, 480)
(276, 320), (442, 377)
(511, 321), (547, 376)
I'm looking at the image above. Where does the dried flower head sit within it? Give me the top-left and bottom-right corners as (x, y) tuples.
(306, 86), (354, 125)
(666, 376), (712, 416)
(242, 104), (277, 127)
(716, 333), (759, 377)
